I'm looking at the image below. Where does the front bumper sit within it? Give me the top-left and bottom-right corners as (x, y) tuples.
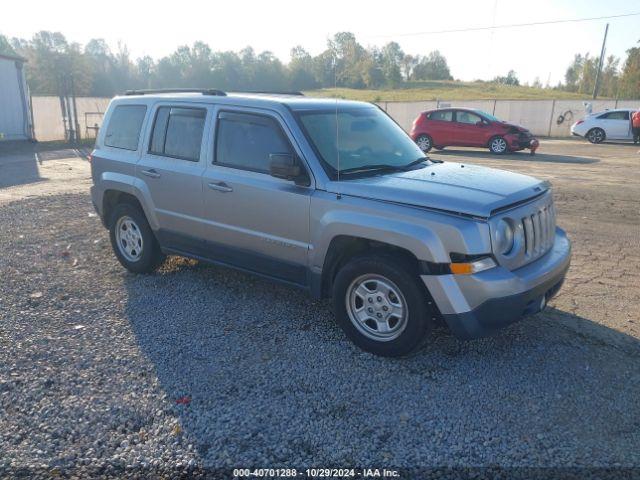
(506, 134), (539, 151)
(422, 228), (571, 339)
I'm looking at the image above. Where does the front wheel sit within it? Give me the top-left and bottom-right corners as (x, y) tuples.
(332, 254), (435, 357)
(109, 203), (165, 273)
(586, 128), (605, 144)
(415, 134), (433, 153)
(489, 136), (508, 154)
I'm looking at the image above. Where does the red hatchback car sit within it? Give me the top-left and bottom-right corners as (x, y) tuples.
(410, 108), (539, 155)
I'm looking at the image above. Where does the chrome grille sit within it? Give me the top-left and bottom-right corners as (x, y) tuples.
(522, 202), (556, 259)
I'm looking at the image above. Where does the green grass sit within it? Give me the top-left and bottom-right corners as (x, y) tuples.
(305, 81), (600, 102)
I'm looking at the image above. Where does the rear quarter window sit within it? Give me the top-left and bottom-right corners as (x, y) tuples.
(104, 105), (147, 151)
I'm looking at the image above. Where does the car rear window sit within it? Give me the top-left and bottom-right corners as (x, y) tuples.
(429, 110), (453, 122)
(149, 106), (206, 161)
(215, 112), (292, 173)
(104, 105), (147, 151)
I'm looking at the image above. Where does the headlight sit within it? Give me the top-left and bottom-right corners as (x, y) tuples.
(495, 219), (515, 255)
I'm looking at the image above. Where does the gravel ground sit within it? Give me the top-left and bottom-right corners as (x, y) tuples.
(1, 140), (640, 479)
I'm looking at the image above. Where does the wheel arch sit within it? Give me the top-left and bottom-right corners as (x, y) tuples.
(103, 190), (145, 228)
(99, 176), (158, 230)
(317, 234), (430, 299)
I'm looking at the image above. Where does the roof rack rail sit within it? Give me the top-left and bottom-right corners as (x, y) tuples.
(124, 88), (227, 96)
(231, 90), (305, 96)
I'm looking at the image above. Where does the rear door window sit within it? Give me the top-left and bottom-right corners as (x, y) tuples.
(215, 111), (293, 173)
(429, 110), (453, 122)
(104, 105), (147, 150)
(149, 106), (206, 161)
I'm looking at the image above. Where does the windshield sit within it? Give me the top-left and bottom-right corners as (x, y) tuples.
(477, 110), (501, 122)
(297, 106), (427, 177)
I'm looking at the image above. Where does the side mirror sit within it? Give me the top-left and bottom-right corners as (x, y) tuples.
(269, 153), (307, 185)
(476, 120), (485, 126)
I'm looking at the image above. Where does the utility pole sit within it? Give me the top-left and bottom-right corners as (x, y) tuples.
(592, 23), (609, 99)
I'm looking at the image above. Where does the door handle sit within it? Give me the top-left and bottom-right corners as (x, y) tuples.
(208, 181), (233, 193)
(141, 169), (161, 179)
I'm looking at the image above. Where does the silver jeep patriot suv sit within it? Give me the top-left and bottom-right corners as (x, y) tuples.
(90, 89), (571, 357)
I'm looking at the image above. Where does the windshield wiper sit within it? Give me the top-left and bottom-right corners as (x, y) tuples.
(340, 157), (433, 176)
(402, 157), (429, 169)
(339, 164), (408, 176)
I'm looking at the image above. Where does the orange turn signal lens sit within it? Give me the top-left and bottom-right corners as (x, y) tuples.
(450, 263), (473, 274)
(449, 257), (497, 275)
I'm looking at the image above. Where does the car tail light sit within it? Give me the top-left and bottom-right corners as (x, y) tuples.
(413, 113), (426, 126)
(575, 120), (584, 126)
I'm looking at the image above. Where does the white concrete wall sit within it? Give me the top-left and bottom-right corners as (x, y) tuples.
(493, 100), (554, 136)
(547, 100), (612, 137)
(379, 98), (639, 137)
(31, 96), (111, 142)
(28, 95), (639, 142)
(381, 101), (438, 132)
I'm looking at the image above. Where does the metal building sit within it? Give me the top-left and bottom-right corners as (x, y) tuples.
(0, 53), (32, 141)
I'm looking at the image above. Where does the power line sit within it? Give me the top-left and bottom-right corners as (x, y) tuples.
(367, 11), (640, 39)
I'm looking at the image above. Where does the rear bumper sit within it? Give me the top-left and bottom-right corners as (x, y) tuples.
(570, 125), (587, 137)
(422, 228), (571, 339)
(90, 185), (108, 228)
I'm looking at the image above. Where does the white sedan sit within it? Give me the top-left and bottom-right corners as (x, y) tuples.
(570, 109), (636, 143)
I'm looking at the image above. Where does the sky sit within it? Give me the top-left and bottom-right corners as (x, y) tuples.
(2, 0), (639, 86)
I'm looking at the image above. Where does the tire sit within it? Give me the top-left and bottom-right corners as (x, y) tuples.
(489, 136), (508, 154)
(108, 203), (165, 273)
(332, 253), (435, 357)
(586, 128), (605, 144)
(415, 134), (433, 153)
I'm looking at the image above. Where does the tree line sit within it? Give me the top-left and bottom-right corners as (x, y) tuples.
(563, 48), (639, 99)
(0, 30), (638, 98)
(0, 31), (452, 96)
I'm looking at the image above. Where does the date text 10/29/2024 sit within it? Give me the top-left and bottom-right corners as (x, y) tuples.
(233, 468), (400, 478)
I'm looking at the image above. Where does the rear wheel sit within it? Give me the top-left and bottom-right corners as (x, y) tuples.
(586, 128), (605, 144)
(332, 254), (435, 357)
(489, 136), (508, 154)
(415, 134), (433, 153)
(109, 203), (165, 273)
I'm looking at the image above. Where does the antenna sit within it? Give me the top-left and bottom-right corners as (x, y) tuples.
(334, 53), (341, 198)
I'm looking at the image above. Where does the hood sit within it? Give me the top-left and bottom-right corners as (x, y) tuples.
(499, 121), (529, 133)
(327, 162), (548, 218)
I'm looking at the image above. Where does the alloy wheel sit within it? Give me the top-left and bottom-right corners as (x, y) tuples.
(416, 135), (432, 152)
(587, 129), (604, 143)
(115, 216), (144, 262)
(345, 274), (408, 342)
(490, 137), (507, 153)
